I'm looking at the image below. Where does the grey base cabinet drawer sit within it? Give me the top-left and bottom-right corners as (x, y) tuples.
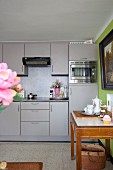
(21, 110), (49, 121)
(21, 102), (49, 110)
(21, 122), (49, 136)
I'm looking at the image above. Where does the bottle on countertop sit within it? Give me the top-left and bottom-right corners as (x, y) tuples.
(64, 85), (68, 98)
(19, 89), (26, 98)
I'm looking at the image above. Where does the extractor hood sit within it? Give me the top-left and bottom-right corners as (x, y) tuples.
(22, 57), (51, 67)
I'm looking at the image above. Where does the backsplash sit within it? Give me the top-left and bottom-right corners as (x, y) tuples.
(20, 67), (68, 97)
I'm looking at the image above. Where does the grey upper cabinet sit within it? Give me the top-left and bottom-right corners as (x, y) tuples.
(25, 43), (50, 57)
(50, 102), (68, 136)
(69, 44), (98, 60)
(51, 42), (68, 75)
(0, 44), (2, 62)
(0, 102), (20, 135)
(3, 43), (28, 75)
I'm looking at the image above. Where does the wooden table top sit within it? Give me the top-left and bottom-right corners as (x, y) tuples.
(72, 111), (113, 127)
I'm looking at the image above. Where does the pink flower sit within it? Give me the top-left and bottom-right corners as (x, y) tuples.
(0, 63), (22, 106)
(13, 84), (23, 92)
(0, 89), (16, 106)
(0, 63), (8, 69)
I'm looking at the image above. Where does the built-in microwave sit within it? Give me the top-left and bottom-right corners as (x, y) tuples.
(69, 61), (97, 83)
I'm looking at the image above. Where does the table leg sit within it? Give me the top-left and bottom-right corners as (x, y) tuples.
(76, 130), (82, 170)
(105, 139), (110, 161)
(71, 122), (75, 160)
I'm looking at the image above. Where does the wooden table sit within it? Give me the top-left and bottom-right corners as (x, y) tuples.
(70, 111), (113, 170)
(6, 162), (43, 170)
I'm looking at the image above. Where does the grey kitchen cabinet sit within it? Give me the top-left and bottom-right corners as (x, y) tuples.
(0, 44), (2, 62)
(3, 43), (28, 75)
(0, 102), (20, 135)
(50, 102), (68, 136)
(69, 84), (98, 135)
(69, 84), (98, 113)
(69, 44), (98, 60)
(51, 42), (68, 75)
(25, 43), (50, 57)
(21, 102), (50, 136)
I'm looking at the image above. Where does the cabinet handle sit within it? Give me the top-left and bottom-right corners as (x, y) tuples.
(82, 58), (88, 60)
(52, 65), (53, 72)
(31, 122), (39, 124)
(50, 105), (52, 112)
(31, 110), (38, 112)
(18, 104), (20, 112)
(70, 88), (72, 95)
(31, 103), (39, 105)
(22, 65), (23, 72)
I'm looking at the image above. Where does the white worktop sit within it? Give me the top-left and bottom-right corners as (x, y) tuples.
(72, 111), (113, 127)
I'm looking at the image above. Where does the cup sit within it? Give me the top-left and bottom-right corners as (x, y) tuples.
(84, 107), (88, 113)
(87, 105), (94, 114)
(87, 108), (93, 114)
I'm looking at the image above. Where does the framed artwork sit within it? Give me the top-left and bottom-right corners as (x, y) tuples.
(99, 29), (113, 90)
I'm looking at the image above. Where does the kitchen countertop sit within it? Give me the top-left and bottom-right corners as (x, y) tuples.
(14, 97), (69, 102)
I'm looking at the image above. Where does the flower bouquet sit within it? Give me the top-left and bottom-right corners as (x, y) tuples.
(51, 80), (63, 97)
(0, 63), (23, 111)
(51, 79), (63, 88)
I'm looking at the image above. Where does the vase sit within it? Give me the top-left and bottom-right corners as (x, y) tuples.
(54, 88), (60, 97)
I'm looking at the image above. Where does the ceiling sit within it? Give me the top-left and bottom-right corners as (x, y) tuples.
(0, 0), (113, 42)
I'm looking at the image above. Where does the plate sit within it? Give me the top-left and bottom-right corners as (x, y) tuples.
(80, 111), (96, 116)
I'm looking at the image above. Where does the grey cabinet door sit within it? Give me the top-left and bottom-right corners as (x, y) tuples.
(0, 44), (2, 62)
(69, 84), (98, 113)
(69, 44), (98, 60)
(0, 102), (20, 135)
(21, 110), (49, 121)
(3, 43), (28, 75)
(51, 42), (68, 75)
(25, 43), (50, 57)
(21, 122), (49, 136)
(21, 102), (49, 110)
(50, 102), (68, 136)
(69, 84), (98, 135)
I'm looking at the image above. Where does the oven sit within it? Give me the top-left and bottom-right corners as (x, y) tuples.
(69, 61), (97, 83)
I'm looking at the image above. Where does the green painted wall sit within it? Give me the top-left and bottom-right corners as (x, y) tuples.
(96, 20), (113, 156)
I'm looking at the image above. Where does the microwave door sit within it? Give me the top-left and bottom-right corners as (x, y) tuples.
(71, 67), (80, 78)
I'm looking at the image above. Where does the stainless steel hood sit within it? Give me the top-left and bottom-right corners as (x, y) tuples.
(22, 57), (51, 67)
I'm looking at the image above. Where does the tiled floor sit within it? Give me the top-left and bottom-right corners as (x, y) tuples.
(0, 142), (113, 170)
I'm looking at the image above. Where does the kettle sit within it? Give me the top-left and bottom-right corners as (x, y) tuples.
(27, 93), (37, 99)
(92, 96), (102, 114)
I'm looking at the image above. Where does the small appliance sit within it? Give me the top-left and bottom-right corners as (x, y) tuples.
(27, 93), (37, 99)
(69, 60), (97, 83)
(50, 89), (54, 98)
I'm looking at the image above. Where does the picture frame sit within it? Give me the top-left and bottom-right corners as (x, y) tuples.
(99, 29), (113, 90)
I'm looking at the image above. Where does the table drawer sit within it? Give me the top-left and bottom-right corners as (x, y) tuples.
(21, 122), (49, 136)
(100, 128), (113, 137)
(21, 102), (49, 110)
(79, 128), (100, 137)
(21, 110), (49, 121)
